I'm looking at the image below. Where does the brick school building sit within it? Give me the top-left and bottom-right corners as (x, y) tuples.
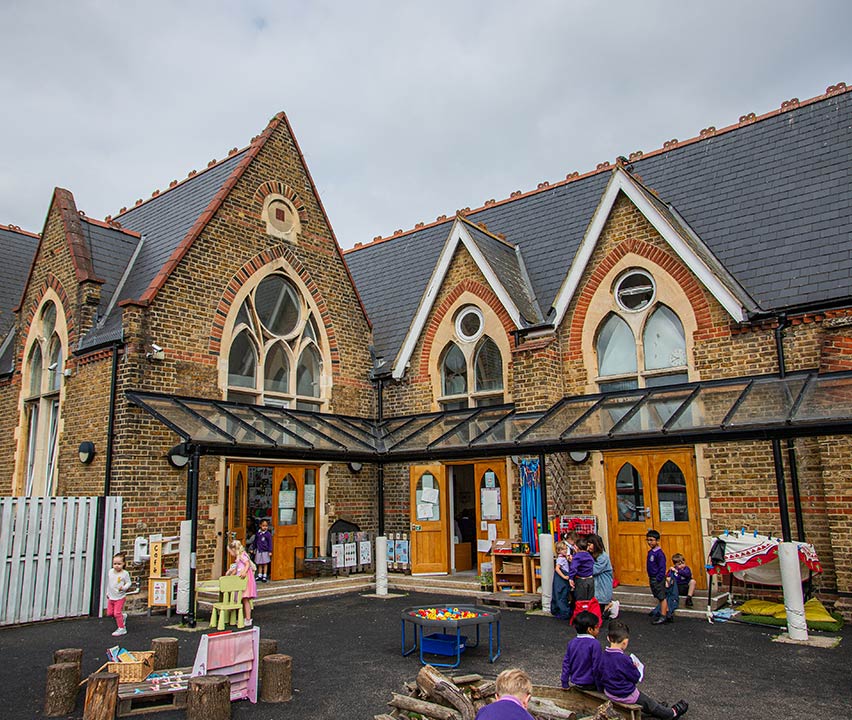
(1, 82), (851, 614)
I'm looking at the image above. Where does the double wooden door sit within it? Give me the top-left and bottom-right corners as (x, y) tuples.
(604, 448), (704, 589)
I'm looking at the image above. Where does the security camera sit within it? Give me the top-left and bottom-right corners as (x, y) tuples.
(47, 362), (58, 371)
(151, 343), (163, 354)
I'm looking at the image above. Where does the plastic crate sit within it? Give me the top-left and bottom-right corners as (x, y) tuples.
(421, 633), (467, 656)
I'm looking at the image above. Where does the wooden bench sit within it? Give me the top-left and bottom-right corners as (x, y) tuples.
(532, 684), (642, 720)
(117, 668), (191, 717)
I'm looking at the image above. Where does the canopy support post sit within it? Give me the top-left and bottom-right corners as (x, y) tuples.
(771, 439), (792, 542)
(183, 444), (200, 628)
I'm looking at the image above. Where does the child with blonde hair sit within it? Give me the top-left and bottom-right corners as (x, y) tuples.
(226, 539), (258, 626)
(106, 552), (131, 636)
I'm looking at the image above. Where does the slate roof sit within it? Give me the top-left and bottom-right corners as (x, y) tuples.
(346, 87), (852, 369)
(459, 217), (543, 324)
(75, 149), (250, 350)
(0, 225), (39, 337)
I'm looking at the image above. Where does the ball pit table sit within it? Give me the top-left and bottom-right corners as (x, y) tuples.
(400, 604), (501, 668)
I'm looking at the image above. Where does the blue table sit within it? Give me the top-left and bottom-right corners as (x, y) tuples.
(400, 605), (501, 668)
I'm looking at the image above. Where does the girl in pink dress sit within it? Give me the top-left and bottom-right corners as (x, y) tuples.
(226, 539), (257, 626)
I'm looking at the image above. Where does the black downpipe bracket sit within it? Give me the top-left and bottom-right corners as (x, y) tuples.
(89, 342), (121, 616)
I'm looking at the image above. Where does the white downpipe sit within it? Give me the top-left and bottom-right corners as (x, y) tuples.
(539, 533), (554, 614)
(177, 520), (191, 615)
(778, 542), (808, 641)
(376, 536), (388, 596)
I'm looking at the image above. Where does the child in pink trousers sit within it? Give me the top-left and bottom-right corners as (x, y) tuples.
(107, 552), (131, 636)
(226, 539), (257, 626)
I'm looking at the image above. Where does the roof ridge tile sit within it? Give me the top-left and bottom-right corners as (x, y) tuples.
(345, 80), (850, 255)
(0, 223), (39, 239)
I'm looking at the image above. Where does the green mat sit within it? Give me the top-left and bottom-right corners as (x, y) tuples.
(736, 611), (844, 632)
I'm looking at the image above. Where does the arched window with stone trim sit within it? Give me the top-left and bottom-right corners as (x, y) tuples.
(20, 298), (66, 496)
(438, 335), (504, 410)
(224, 270), (328, 411)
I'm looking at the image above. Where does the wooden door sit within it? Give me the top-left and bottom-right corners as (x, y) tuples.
(409, 464), (448, 574)
(474, 461), (509, 571)
(228, 463), (248, 548)
(604, 448), (704, 589)
(271, 467), (305, 580)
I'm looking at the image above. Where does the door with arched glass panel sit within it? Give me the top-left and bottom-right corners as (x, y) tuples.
(228, 464), (248, 551)
(409, 465), (448, 574)
(272, 467), (305, 579)
(604, 449), (703, 588)
(473, 462), (508, 572)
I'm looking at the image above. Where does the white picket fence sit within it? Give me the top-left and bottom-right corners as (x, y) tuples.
(0, 496), (122, 625)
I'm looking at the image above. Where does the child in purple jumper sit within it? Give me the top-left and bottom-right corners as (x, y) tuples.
(253, 519), (273, 582)
(646, 529), (669, 624)
(596, 621), (689, 718)
(569, 537), (595, 601)
(561, 611), (602, 690)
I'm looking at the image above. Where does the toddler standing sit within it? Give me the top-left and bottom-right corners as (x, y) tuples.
(226, 539), (257, 626)
(107, 552), (131, 637)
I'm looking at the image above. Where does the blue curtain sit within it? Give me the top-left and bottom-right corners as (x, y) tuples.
(520, 459), (541, 553)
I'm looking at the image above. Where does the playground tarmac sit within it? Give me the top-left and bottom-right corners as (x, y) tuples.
(3, 589), (849, 719)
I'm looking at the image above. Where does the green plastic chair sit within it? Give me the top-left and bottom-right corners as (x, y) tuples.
(209, 575), (248, 630)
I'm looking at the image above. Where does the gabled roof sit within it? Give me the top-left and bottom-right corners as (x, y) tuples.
(346, 84), (852, 372)
(389, 216), (545, 379)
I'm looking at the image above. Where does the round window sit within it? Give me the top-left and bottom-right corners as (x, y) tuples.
(615, 270), (655, 312)
(255, 275), (301, 337)
(455, 306), (484, 342)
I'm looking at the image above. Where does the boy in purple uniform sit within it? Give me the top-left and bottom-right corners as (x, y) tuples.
(568, 537), (596, 601)
(670, 553), (696, 607)
(561, 611), (602, 690)
(475, 668), (535, 720)
(645, 530), (669, 624)
(596, 621), (689, 718)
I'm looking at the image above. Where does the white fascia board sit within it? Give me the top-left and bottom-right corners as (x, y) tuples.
(551, 169), (746, 328)
(391, 220), (523, 380)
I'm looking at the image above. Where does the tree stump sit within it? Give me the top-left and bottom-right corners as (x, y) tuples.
(151, 637), (180, 670)
(260, 653), (292, 703)
(82, 671), (118, 720)
(187, 674), (231, 720)
(53, 647), (83, 668)
(258, 638), (278, 662)
(44, 662), (79, 716)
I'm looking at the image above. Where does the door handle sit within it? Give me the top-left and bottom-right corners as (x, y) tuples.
(411, 524), (422, 532)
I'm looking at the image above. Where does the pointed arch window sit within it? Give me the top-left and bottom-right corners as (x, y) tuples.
(595, 272), (689, 392)
(225, 271), (328, 411)
(20, 299), (66, 496)
(439, 334), (504, 410)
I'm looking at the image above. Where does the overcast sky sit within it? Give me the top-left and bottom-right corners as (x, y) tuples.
(1, 2), (850, 249)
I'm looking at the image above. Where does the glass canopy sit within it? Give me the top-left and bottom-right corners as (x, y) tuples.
(126, 369), (852, 463)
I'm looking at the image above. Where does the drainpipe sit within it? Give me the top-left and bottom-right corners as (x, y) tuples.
(376, 376), (385, 536)
(773, 315), (805, 541)
(89, 341), (121, 616)
(184, 444), (201, 628)
(538, 452), (548, 540)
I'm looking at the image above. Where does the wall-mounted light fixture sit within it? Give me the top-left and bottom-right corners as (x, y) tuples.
(78, 441), (96, 464)
(569, 450), (590, 463)
(348, 461), (363, 473)
(167, 443), (190, 469)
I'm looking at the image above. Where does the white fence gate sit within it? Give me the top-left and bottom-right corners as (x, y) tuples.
(0, 496), (122, 625)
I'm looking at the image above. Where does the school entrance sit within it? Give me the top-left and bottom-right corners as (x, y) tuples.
(225, 462), (320, 580)
(603, 448), (704, 589)
(408, 460), (510, 575)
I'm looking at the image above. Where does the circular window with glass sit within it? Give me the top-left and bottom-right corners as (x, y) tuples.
(455, 305), (484, 343)
(615, 270), (656, 312)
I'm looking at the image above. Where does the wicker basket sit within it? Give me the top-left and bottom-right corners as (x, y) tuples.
(107, 651), (155, 683)
(500, 561), (523, 573)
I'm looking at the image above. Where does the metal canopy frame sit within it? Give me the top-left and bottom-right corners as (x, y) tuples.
(126, 369), (852, 463)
